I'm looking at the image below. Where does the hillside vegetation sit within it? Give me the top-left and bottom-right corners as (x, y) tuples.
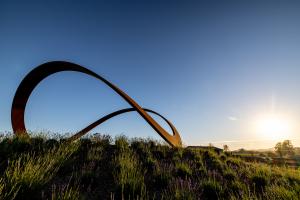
(1, 134), (300, 200)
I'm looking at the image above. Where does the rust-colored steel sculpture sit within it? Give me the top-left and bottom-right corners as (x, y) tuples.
(11, 61), (182, 147)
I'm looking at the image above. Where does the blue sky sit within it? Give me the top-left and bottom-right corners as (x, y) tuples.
(1, 0), (300, 149)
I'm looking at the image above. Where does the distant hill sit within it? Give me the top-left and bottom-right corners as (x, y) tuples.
(232, 147), (274, 153)
(1, 135), (300, 199)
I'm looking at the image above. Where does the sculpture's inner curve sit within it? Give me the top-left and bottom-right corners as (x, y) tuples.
(11, 61), (182, 147)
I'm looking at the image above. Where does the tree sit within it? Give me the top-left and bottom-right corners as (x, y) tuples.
(275, 140), (294, 157)
(282, 140), (295, 156)
(275, 142), (283, 157)
(223, 144), (229, 152)
(238, 148), (246, 153)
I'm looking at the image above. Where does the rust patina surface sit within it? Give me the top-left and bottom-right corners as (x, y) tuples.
(11, 61), (182, 147)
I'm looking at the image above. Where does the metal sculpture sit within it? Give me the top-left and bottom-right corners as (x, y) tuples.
(11, 61), (182, 147)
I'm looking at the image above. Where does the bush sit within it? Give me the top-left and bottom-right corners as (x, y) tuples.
(115, 135), (129, 152)
(202, 151), (224, 172)
(44, 139), (59, 149)
(226, 181), (247, 198)
(200, 179), (222, 200)
(30, 137), (44, 152)
(91, 134), (112, 147)
(162, 178), (197, 200)
(10, 136), (31, 154)
(251, 175), (268, 191)
(153, 171), (172, 190)
(223, 169), (237, 183)
(175, 163), (192, 179)
(51, 182), (80, 200)
(264, 185), (298, 200)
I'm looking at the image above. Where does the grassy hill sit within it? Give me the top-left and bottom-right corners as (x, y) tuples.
(1, 135), (300, 200)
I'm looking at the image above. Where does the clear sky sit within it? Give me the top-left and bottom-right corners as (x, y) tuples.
(1, 0), (300, 149)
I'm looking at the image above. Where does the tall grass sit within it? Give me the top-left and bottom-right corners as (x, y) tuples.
(1, 140), (79, 199)
(51, 181), (80, 200)
(113, 136), (147, 199)
(1, 134), (300, 199)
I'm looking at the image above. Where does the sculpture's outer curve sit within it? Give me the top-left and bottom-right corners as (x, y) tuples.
(11, 61), (182, 147)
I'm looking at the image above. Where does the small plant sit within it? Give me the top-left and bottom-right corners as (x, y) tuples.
(115, 135), (129, 152)
(182, 149), (198, 160)
(202, 150), (224, 172)
(44, 139), (59, 149)
(51, 183), (80, 200)
(250, 164), (271, 192)
(87, 143), (104, 162)
(10, 136), (31, 155)
(91, 133), (112, 147)
(223, 169), (237, 182)
(172, 148), (184, 162)
(200, 179), (222, 200)
(113, 147), (147, 199)
(0, 177), (20, 200)
(4, 142), (79, 197)
(226, 157), (242, 169)
(30, 137), (45, 152)
(226, 180), (248, 198)
(162, 178), (197, 200)
(152, 163), (173, 191)
(175, 162), (192, 179)
(251, 174), (268, 192)
(264, 185), (297, 200)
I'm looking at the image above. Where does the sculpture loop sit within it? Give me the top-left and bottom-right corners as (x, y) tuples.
(11, 61), (182, 147)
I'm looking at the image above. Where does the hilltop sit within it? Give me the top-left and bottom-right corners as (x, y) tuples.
(1, 135), (300, 200)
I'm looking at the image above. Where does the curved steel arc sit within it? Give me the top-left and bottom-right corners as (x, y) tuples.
(11, 61), (182, 147)
(68, 108), (180, 142)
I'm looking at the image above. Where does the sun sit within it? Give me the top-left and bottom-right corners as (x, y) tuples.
(255, 114), (292, 141)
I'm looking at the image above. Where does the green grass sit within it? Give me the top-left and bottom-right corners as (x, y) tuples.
(1, 134), (300, 199)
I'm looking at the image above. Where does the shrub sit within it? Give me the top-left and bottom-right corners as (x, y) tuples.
(182, 149), (198, 160)
(44, 139), (59, 149)
(144, 156), (157, 172)
(264, 185), (297, 200)
(226, 181), (248, 198)
(202, 151), (224, 172)
(220, 154), (227, 161)
(115, 135), (129, 152)
(30, 137), (44, 152)
(152, 150), (165, 160)
(86, 144), (104, 162)
(172, 148), (184, 159)
(10, 136), (31, 154)
(51, 182), (80, 200)
(194, 165), (207, 177)
(153, 171), (172, 190)
(175, 162), (192, 179)
(283, 168), (300, 185)
(91, 133), (112, 147)
(162, 179), (197, 200)
(223, 169), (237, 182)
(251, 175), (268, 192)
(0, 177), (19, 200)
(200, 179), (222, 200)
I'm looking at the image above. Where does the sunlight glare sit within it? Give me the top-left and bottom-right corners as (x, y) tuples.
(255, 114), (292, 141)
